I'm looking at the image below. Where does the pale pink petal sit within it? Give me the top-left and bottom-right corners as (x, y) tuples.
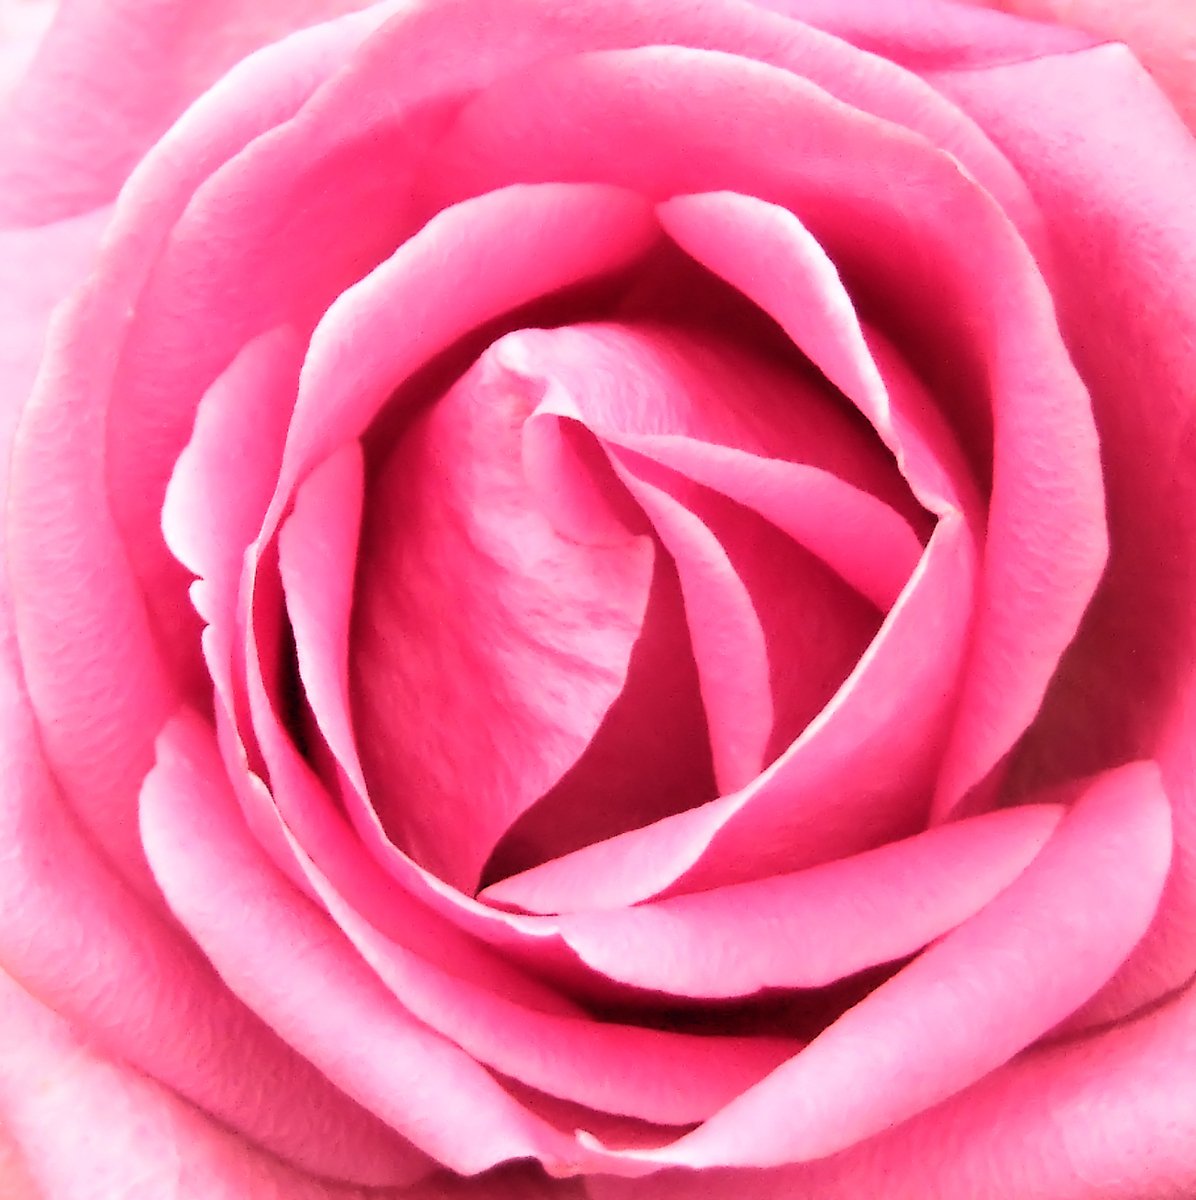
(589, 979), (1196, 1200)
(0, 0), (397, 224)
(555, 804), (1062, 998)
(139, 710), (590, 1176)
(755, 0), (1092, 68)
(0, 668), (425, 1185)
(963, 0), (1196, 129)
(0, 0), (53, 101)
(0, 969), (426, 1200)
(937, 42), (1196, 1024)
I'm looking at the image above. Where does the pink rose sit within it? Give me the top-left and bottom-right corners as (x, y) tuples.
(2, 1), (1195, 1197)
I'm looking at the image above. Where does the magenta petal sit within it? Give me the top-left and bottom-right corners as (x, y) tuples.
(587, 761), (1172, 1173)
(555, 803), (1061, 998)
(139, 710), (586, 1176)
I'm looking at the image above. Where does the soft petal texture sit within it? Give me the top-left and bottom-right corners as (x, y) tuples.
(139, 710), (599, 1177)
(760, 0), (1092, 69)
(0, 0), (53, 99)
(352, 349), (656, 893)
(583, 762), (1172, 1174)
(0, 971), (573, 1200)
(4, 0), (395, 902)
(553, 803), (1063, 998)
(424, 38), (1106, 812)
(487, 515), (976, 913)
(964, 0), (1196, 129)
(0, 665), (430, 1187)
(936, 39), (1196, 1027)
(0, 0), (383, 224)
(588, 974), (1196, 1200)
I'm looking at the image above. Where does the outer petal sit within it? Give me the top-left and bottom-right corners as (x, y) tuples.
(0, 970), (572, 1200)
(588, 979), (1196, 1200)
(964, 0), (1196, 129)
(0, 0), (387, 224)
(757, 0), (1092, 69)
(4, 0), (395, 899)
(936, 40), (1196, 1025)
(139, 710), (594, 1177)
(583, 761), (1172, 1174)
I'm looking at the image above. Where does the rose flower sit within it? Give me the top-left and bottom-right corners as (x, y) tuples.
(1, 1), (1194, 1197)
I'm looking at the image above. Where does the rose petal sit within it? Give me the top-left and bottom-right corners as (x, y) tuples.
(754, 0), (1092, 69)
(486, 514), (976, 912)
(937, 41), (1196, 1024)
(510, 321), (925, 610)
(554, 803), (1062, 998)
(3, 2), (390, 897)
(424, 43), (1107, 818)
(139, 710), (591, 1176)
(589, 977), (1196, 1200)
(963, 0), (1196, 129)
(300, 843), (800, 1127)
(0, 666), (424, 1186)
(0, 969), (412, 1200)
(584, 760), (1172, 1174)
(0, 0), (398, 225)
(352, 349), (655, 893)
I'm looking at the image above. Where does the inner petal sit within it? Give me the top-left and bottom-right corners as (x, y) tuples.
(350, 349), (657, 894)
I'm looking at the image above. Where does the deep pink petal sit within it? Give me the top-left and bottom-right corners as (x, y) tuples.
(937, 42), (1196, 1023)
(139, 710), (590, 1176)
(352, 350), (655, 893)
(555, 803), (1061, 998)
(487, 514), (977, 913)
(584, 761), (1171, 1173)
(424, 44), (1107, 819)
